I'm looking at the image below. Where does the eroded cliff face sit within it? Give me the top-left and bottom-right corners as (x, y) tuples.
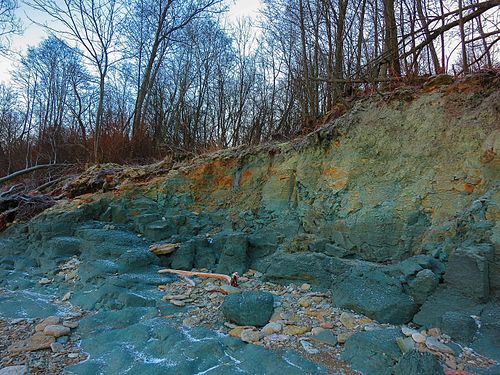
(1, 76), (499, 373)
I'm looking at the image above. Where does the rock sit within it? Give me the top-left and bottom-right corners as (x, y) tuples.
(62, 291), (71, 301)
(221, 291), (274, 327)
(340, 312), (357, 329)
(263, 334), (290, 343)
(411, 332), (426, 343)
(229, 326), (247, 338)
(441, 311), (477, 343)
(50, 342), (64, 353)
(282, 325), (311, 336)
(341, 328), (403, 375)
(149, 242), (180, 255)
(8, 332), (55, 353)
(11, 318), (25, 324)
(425, 336), (454, 354)
(413, 288), (482, 328)
(57, 336), (70, 344)
(215, 232), (249, 275)
(408, 269), (439, 304)
(298, 297), (311, 308)
(300, 283), (311, 291)
(44, 324), (71, 337)
(320, 322), (334, 329)
(444, 245), (493, 302)
(240, 329), (261, 343)
(427, 327), (441, 337)
(401, 326), (419, 337)
(310, 330), (338, 346)
(68, 353), (79, 359)
(396, 337), (415, 354)
(39, 278), (52, 285)
(220, 285), (241, 295)
(170, 300), (185, 307)
(0, 366), (28, 375)
(332, 270), (418, 324)
(337, 332), (352, 344)
(261, 322), (282, 336)
(35, 316), (61, 332)
(394, 350), (444, 375)
(300, 340), (319, 354)
(63, 320), (79, 329)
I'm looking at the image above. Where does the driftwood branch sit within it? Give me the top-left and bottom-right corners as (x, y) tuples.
(0, 164), (68, 185)
(159, 269), (239, 287)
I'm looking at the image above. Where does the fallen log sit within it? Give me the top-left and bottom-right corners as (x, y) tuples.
(0, 163), (67, 185)
(158, 269), (239, 287)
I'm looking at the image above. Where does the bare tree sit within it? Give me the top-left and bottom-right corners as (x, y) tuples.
(0, 0), (21, 54)
(26, 0), (120, 162)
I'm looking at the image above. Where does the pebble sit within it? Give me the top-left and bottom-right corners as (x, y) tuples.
(67, 353), (79, 359)
(282, 325), (311, 336)
(427, 327), (441, 337)
(240, 329), (261, 343)
(50, 342), (64, 353)
(261, 322), (282, 336)
(401, 326), (419, 337)
(39, 278), (52, 285)
(411, 332), (426, 343)
(298, 297), (311, 308)
(339, 312), (357, 329)
(263, 334), (290, 343)
(300, 340), (319, 354)
(336, 332), (352, 344)
(300, 283), (311, 291)
(229, 327), (247, 338)
(425, 336), (454, 354)
(11, 318), (26, 324)
(62, 292), (71, 302)
(44, 325), (71, 337)
(320, 322), (334, 329)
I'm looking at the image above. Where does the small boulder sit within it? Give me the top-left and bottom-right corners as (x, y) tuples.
(441, 311), (477, 344)
(407, 269), (439, 304)
(221, 291), (274, 327)
(341, 328), (403, 375)
(332, 270), (418, 324)
(393, 350), (444, 375)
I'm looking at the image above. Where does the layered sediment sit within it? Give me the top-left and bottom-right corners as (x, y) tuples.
(1, 75), (499, 374)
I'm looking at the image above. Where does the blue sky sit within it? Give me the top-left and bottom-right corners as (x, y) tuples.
(0, 0), (262, 83)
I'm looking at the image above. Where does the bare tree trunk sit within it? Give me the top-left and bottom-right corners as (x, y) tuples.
(382, 0), (401, 77)
(458, 0), (469, 73)
(416, 0), (441, 73)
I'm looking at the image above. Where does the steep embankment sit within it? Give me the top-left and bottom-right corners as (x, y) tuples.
(1, 74), (499, 374)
